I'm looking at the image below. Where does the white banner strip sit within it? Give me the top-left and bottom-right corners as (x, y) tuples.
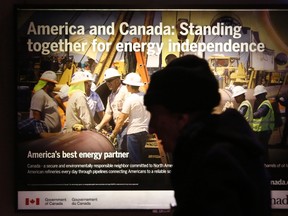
(18, 190), (176, 210)
(271, 190), (288, 209)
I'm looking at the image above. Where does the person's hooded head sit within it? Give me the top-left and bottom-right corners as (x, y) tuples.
(144, 54), (220, 114)
(144, 55), (220, 152)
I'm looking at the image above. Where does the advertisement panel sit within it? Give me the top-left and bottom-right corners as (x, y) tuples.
(16, 7), (288, 210)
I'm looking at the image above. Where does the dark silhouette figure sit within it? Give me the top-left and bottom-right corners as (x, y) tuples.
(144, 55), (271, 216)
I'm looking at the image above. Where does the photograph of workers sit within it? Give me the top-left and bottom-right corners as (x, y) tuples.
(15, 8), (288, 210)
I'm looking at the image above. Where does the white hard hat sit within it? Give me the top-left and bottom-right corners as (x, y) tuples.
(123, 72), (144, 87)
(70, 71), (93, 85)
(232, 86), (247, 98)
(104, 68), (121, 80)
(40, 71), (58, 83)
(253, 85), (267, 96)
(82, 70), (94, 81)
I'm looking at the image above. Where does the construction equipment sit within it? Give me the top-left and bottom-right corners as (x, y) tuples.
(208, 54), (248, 88)
(94, 11), (134, 85)
(132, 37), (150, 90)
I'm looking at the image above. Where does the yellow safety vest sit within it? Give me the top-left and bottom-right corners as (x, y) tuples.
(239, 100), (253, 128)
(252, 100), (275, 132)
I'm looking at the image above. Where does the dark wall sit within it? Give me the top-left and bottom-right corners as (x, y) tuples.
(1, 1), (288, 216)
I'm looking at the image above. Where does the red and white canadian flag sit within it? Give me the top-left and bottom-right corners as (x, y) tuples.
(25, 198), (40, 205)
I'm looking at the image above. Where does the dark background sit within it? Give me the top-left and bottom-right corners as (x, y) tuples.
(2, 0), (288, 215)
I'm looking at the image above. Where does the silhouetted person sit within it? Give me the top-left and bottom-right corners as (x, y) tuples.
(144, 55), (271, 216)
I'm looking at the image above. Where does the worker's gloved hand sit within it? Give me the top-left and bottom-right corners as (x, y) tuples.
(222, 101), (234, 111)
(73, 124), (84, 131)
(108, 133), (116, 143)
(95, 125), (101, 132)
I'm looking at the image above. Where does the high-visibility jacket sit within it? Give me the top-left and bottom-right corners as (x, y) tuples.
(253, 100), (275, 132)
(238, 100), (253, 127)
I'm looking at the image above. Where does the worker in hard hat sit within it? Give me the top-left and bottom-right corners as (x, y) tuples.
(55, 70), (105, 128)
(18, 71), (62, 140)
(83, 70), (105, 123)
(30, 70), (62, 133)
(64, 71), (96, 132)
(109, 73), (151, 163)
(53, 83), (69, 128)
(253, 84), (275, 161)
(232, 85), (253, 127)
(95, 68), (130, 151)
